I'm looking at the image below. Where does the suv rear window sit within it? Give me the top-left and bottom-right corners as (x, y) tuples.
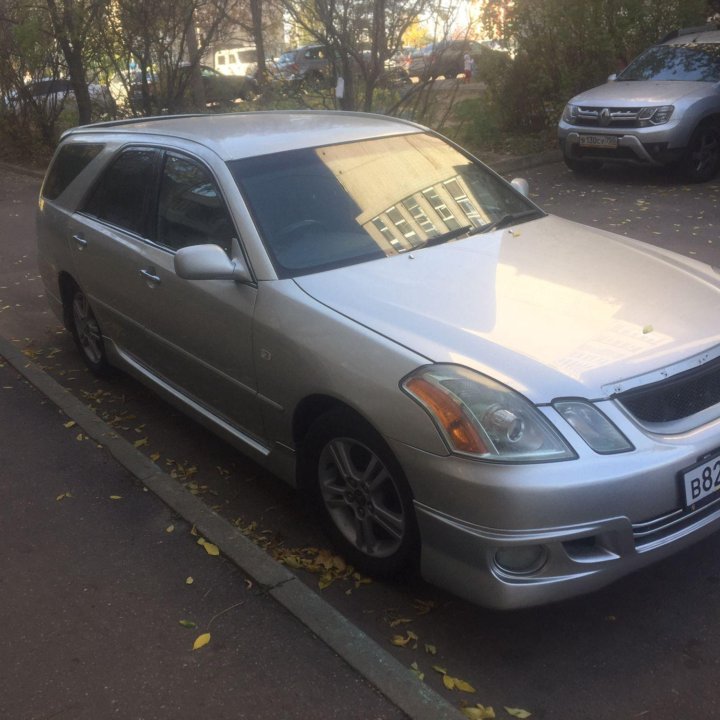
(42, 143), (104, 200)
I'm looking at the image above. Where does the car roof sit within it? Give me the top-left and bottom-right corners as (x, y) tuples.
(663, 28), (720, 45)
(60, 110), (423, 161)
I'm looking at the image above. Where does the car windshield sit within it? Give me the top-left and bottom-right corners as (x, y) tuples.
(228, 132), (541, 278)
(618, 43), (720, 82)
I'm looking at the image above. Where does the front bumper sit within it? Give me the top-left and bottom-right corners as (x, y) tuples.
(388, 405), (720, 609)
(559, 131), (685, 166)
(415, 500), (720, 609)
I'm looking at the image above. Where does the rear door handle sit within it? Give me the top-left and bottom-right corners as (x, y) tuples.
(140, 268), (161, 286)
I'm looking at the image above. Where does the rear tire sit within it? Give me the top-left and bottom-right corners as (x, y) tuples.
(300, 409), (419, 578)
(680, 122), (720, 183)
(65, 284), (111, 376)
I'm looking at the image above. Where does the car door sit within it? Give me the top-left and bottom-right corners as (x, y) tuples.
(134, 150), (263, 442)
(68, 146), (163, 363)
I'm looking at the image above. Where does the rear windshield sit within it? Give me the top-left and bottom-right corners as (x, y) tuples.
(42, 142), (104, 200)
(619, 43), (720, 82)
(228, 132), (540, 278)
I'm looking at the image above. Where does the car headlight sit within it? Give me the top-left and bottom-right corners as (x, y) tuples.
(638, 105), (674, 126)
(402, 365), (575, 462)
(562, 104), (579, 124)
(553, 399), (634, 454)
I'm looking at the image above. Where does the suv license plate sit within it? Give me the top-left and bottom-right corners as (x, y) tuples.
(578, 134), (618, 149)
(682, 451), (720, 508)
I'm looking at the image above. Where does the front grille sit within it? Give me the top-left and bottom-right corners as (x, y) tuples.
(616, 355), (720, 423)
(576, 106), (641, 128)
(633, 493), (720, 547)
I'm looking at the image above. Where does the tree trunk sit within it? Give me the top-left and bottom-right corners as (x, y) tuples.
(250, 0), (267, 85)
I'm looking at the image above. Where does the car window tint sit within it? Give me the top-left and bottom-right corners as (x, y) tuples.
(82, 148), (156, 235)
(156, 154), (235, 253)
(42, 143), (104, 200)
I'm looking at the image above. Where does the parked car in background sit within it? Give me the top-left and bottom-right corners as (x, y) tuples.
(214, 47), (258, 78)
(274, 44), (333, 84)
(406, 39), (488, 80)
(5, 77), (115, 116)
(129, 64), (257, 110)
(558, 24), (720, 182)
(37, 111), (720, 610)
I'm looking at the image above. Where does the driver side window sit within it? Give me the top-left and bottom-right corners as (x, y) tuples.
(156, 154), (236, 254)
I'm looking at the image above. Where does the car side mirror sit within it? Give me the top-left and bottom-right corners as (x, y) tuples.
(510, 178), (529, 197)
(174, 241), (252, 283)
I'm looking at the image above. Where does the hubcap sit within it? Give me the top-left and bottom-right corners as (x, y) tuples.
(691, 130), (720, 175)
(318, 437), (405, 559)
(72, 292), (103, 364)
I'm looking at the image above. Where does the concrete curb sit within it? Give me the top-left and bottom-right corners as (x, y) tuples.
(491, 149), (563, 174)
(0, 335), (463, 720)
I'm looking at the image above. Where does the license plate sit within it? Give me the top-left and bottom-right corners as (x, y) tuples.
(682, 451), (720, 508)
(578, 134), (618, 149)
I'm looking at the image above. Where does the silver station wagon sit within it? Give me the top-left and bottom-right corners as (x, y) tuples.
(37, 111), (720, 609)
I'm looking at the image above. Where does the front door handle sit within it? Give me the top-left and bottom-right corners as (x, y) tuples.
(140, 267), (161, 286)
(72, 234), (88, 250)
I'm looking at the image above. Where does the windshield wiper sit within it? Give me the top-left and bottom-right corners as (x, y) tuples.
(477, 209), (543, 234)
(422, 224), (473, 248)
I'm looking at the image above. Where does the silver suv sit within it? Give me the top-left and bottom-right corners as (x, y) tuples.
(558, 25), (720, 182)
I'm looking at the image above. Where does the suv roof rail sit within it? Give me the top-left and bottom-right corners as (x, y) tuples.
(658, 23), (720, 43)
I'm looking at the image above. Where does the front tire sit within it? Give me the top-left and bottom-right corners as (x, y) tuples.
(301, 409), (419, 577)
(680, 122), (720, 183)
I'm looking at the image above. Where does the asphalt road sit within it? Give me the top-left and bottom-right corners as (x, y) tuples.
(3, 159), (720, 720)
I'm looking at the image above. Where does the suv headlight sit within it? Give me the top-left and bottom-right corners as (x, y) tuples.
(638, 105), (674, 126)
(402, 365), (575, 462)
(562, 103), (579, 124)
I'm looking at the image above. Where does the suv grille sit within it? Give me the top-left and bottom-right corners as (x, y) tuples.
(575, 106), (641, 128)
(616, 355), (720, 424)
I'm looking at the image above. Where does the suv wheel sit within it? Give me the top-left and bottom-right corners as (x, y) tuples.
(681, 122), (720, 183)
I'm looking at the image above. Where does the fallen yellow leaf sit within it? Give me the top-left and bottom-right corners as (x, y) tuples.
(185, 576), (194, 585)
(192, 632), (211, 650)
(443, 674), (455, 690)
(166, 524), (175, 533)
(504, 708), (531, 719)
(454, 678), (476, 693)
(197, 538), (220, 556)
(150, 452), (161, 462)
(425, 643), (437, 655)
(133, 437), (148, 448)
(63, 420), (76, 429)
(110, 495), (122, 500)
(462, 705), (495, 719)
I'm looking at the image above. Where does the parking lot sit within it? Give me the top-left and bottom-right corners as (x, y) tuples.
(2, 158), (720, 719)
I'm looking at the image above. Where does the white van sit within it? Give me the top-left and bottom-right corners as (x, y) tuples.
(214, 47), (257, 77)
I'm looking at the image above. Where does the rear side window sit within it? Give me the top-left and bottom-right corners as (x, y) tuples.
(82, 148), (157, 235)
(42, 143), (104, 200)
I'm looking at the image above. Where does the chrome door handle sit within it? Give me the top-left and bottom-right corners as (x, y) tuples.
(140, 268), (161, 285)
(72, 234), (88, 250)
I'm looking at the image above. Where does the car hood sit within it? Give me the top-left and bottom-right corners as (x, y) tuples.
(294, 215), (720, 401)
(569, 80), (713, 106)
